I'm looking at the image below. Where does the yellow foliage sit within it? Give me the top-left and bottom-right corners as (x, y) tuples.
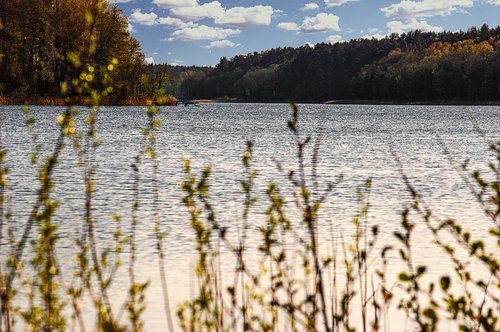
(388, 48), (402, 58)
(426, 42), (452, 58)
(453, 40), (494, 55)
(156, 95), (177, 106)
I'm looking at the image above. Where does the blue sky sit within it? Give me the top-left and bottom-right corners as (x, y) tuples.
(111, 0), (500, 66)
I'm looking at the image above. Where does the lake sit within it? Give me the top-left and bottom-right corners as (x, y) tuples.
(0, 103), (499, 331)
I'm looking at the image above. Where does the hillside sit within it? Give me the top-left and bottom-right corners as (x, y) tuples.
(171, 25), (499, 103)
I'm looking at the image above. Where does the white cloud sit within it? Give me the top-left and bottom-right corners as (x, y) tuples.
(324, 0), (358, 7)
(170, 1), (224, 21)
(302, 3), (320, 10)
(157, 16), (195, 28)
(277, 22), (299, 31)
(272, 9), (284, 17)
(129, 9), (198, 29)
(381, 0), (473, 18)
(145, 57), (155, 65)
(485, 0), (500, 4)
(168, 25), (241, 41)
(109, 0), (132, 3)
(168, 2), (274, 27)
(129, 9), (158, 26)
(300, 12), (340, 32)
(326, 34), (343, 43)
(278, 13), (340, 33)
(152, 0), (198, 8)
(214, 5), (274, 27)
(360, 33), (387, 40)
(127, 22), (137, 34)
(368, 28), (383, 34)
(387, 18), (444, 33)
(202, 40), (240, 49)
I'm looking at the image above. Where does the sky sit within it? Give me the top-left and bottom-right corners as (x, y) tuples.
(110, 0), (500, 66)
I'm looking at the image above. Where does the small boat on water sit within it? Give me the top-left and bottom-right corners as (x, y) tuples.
(176, 99), (199, 106)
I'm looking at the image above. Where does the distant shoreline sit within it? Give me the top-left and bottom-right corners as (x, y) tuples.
(1, 96), (499, 107)
(0, 96), (178, 107)
(321, 99), (500, 106)
(193, 98), (500, 106)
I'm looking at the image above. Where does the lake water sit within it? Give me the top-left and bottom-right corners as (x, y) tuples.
(0, 103), (499, 330)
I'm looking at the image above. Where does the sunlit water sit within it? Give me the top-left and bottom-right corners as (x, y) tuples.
(0, 103), (499, 330)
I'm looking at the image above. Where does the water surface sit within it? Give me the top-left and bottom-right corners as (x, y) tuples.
(0, 103), (498, 330)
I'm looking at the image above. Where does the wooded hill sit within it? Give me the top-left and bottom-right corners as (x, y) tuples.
(1, 2), (498, 105)
(173, 25), (499, 103)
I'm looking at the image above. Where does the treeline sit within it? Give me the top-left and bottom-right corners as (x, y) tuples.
(144, 64), (212, 98)
(356, 39), (499, 101)
(178, 25), (499, 102)
(0, 0), (147, 101)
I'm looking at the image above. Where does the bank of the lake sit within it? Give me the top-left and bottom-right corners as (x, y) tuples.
(0, 95), (178, 107)
(323, 99), (500, 105)
(192, 98), (500, 106)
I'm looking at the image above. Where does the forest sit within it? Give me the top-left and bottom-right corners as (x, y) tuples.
(174, 25), (499, 103)
(0, 0), (150, 103)
(0, 0), (498, 103)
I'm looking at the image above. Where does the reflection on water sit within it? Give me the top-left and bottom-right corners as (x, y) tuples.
(0, 103), (499, 330)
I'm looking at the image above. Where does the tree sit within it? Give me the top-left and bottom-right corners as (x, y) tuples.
(0, 0), (146, 101)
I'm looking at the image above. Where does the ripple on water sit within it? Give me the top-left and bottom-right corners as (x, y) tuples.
(0, 103), (499, 330)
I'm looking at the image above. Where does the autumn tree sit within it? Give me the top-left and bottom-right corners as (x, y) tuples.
(0, 0), (145, 101)
(175, 25), (499, 102)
